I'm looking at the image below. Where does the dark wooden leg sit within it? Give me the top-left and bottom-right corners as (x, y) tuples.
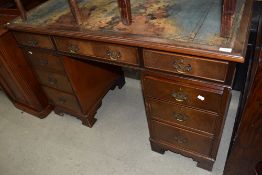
(68, 0), (83, 25)
(117, 0), (132, 25)
(110, 71), (125, 90)
(82, 117), (97, 128)
(81, 101), (102, 128)
(221, 0), (237, 37)
(150, 141), (166, 154)
(197, 159), (214, 171)
(14, 0), (27, 21)
(54, 108), (65, 116)
(116, 73), (126, 89)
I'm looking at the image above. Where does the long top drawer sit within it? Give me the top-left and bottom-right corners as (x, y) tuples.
(54, 37), (139, 66)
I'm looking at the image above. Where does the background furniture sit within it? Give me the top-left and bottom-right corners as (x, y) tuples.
(0, 0), (46, 10)
(0, 7), (52, 118)
(224, 1), (262, 174)
(221, 0), (237, 37)
(7, 0), (253, 171)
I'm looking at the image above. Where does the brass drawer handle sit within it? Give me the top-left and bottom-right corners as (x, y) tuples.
(106, 49), (121, 60)
(68, 44), (79, 54)
(173, 112), (189, 122)
(58, 97), (66, 104)
(26, 39), (38, 47)
(172, 89), (188, 102)
(39, 59), (48, 66)
(174, 135), (188, 144)
(47, 77), (57, 85)
(173, 59), (192, 74)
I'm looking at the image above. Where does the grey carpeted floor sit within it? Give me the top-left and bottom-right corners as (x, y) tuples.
(0, 78), (240, 175)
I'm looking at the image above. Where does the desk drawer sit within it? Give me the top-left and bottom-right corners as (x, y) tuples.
(13, 32), (54, 49)
(42, 87), (81, 112)
(54, 37), (139, 66)
(24, 49), (64, 72)
(151, 120), (213, 156)
(143, 76), (222, 113)
(143, 49), (229, 82)
(35, 70), (73, 93)
(147, 99), (217, 134)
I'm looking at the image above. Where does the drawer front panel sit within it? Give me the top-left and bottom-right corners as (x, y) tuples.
(35, 70), (73, 93)
(24, 49), (64, 72)
(143, 76), (222, 113)
(54, 37), (139, 66)
(43, 87), (81, 112)
(144, 49), (229, 82)
(13, 32), (54, 49)
(147, 99), (217, 134)
(151, 120), (213, 156)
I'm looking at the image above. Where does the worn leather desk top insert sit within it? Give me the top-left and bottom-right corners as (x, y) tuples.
(9, 0), (249, 62)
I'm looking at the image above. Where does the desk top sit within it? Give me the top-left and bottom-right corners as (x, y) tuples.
(7, 0), (253, 63)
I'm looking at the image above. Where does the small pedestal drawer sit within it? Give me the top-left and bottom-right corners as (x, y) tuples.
(34, 70), (73, 93)
(42, 86), (81, 112)
(151, 120), (213, 156)
(143, 75), (223, 113)
(147, 99), (218, 135)
(24, 49), (64, 72)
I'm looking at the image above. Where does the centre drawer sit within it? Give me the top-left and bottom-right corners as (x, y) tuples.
(151, 120), (213, 156)
(34, 70), (73, 93)
(147, 99), (217, 135)
(143, 76), (223, 113)
(54, 37), (139, 66)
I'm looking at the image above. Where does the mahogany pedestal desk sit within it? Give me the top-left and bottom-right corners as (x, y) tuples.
(6, 0), (253, 171)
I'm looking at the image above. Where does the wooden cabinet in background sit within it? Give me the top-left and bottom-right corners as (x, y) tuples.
(224, 35), (262, 175)
(0, 9), (52, 118)
(224, 2), (262, 174)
